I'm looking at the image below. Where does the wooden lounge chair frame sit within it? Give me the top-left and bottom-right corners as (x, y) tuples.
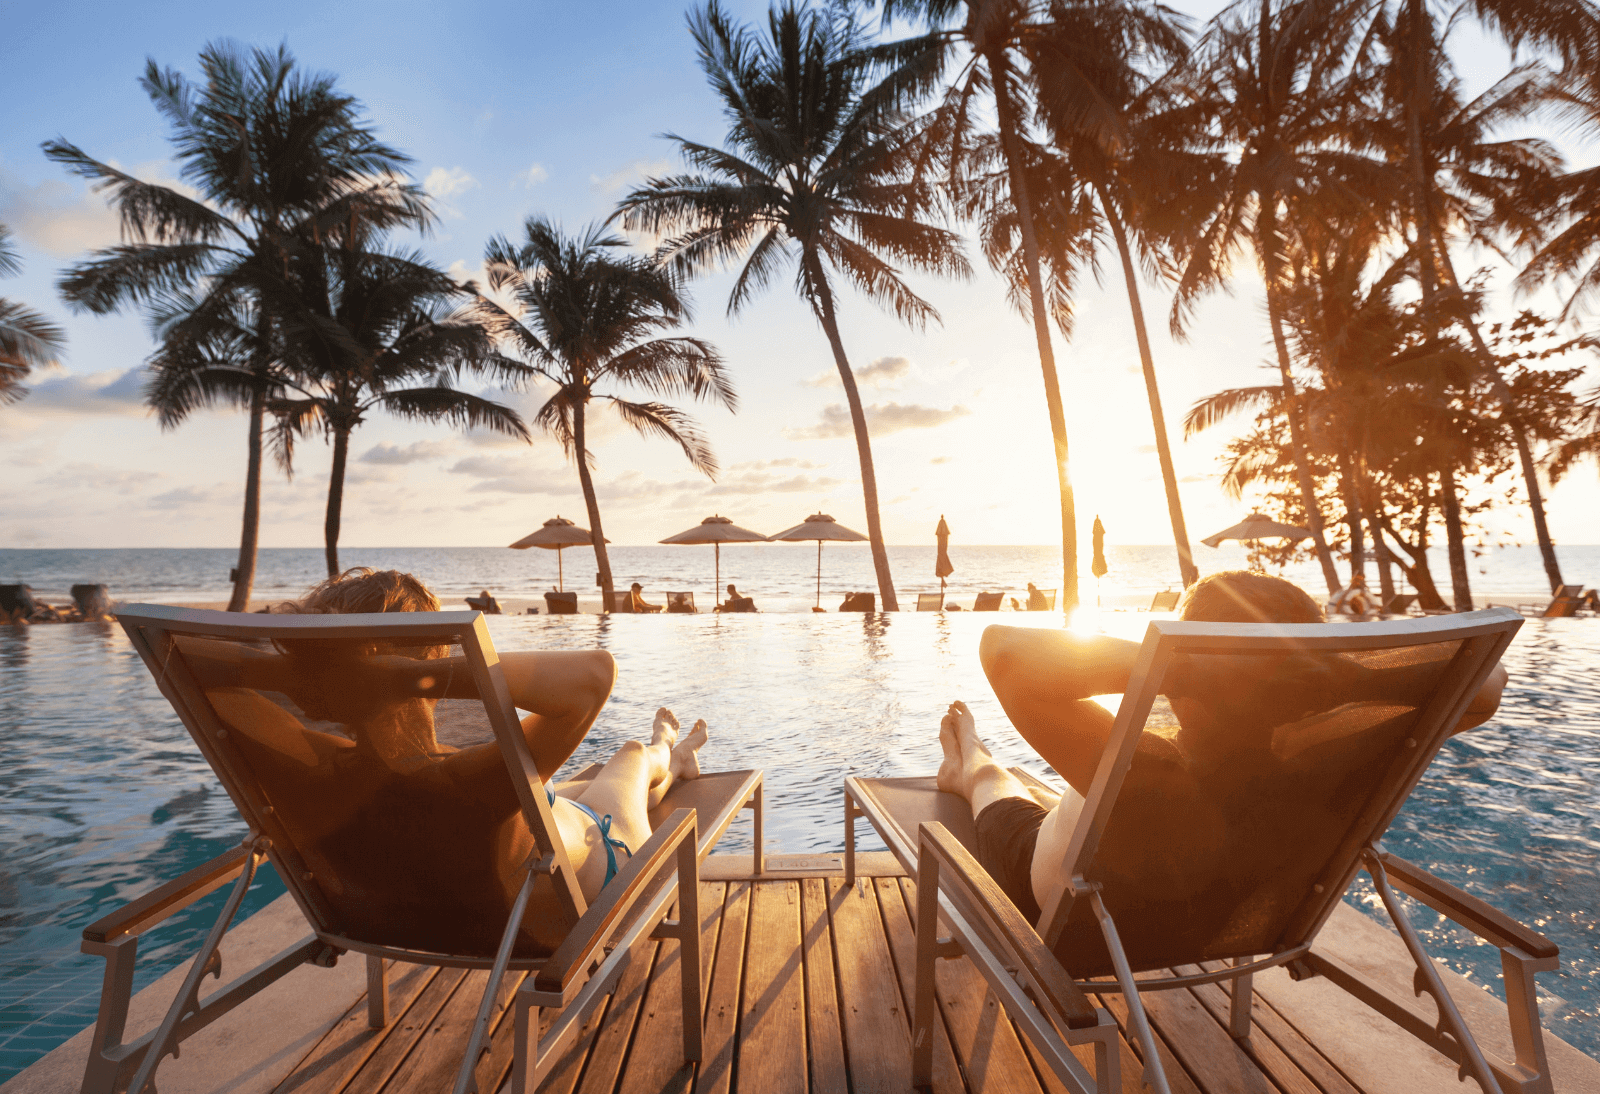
(97, 605), (763, 1094)
(846, 608), (1556, 1094)
(1518, 584), (1584, 618)
(1146, 589), (1179, 612)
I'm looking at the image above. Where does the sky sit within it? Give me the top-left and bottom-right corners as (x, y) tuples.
(2, 0), (1597, 555)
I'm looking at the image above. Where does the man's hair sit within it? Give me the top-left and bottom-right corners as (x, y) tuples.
(274, 568), (441, 616)
(1178, 570), (1323, 624)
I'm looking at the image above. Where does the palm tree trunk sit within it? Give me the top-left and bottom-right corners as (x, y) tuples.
(573, 402), (616, 612)
(1102, 190), (1197, 588)
(1336, 452), (1366, 582)
(1439, 466), (1473, 611)
(1379, 509), (1447, 610)
(228, 387), (265, 611)
(808, 256), (898, 611)
(988, 49), (1078, 610)
(324, 426), (349, 578)
(1372, 522), (1397, 604)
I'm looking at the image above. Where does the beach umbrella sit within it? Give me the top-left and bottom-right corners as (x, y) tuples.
(935, 515), (954, 599)
(1091, 516), (1108, 608)
(659, 515), (769, 598)
(508, 516), (607, 591)
(1201, 512), (1309, 571)
(768, 512), (869, 609)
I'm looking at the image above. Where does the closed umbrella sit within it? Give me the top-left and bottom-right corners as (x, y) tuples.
(1201, 512), (1309, 571)
(659, 515), (769, 600)
(1091, 515), (1108, 607)
(508, 516), (607, 591)
(768, 512), (869, 609)
(935, 515), (954, 600)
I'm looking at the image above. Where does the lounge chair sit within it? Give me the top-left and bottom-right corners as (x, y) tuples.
(666, 591), (698, 613)
(608, 591), (636, 613)
(465, 591), (502, 614)
(839, 592), (874, 611)
(1, 583), (40, 619)
(1146, 589), (1179, 612)
(94, 605), (763, 1094)
(1381, 592), (1418, 615)
(973, 591), (1004, 611)
(917, 593), (945, 611)
(1026, 587), (1059, 610)
(72, 583), (114, 620)
(1518, 584), (1584, 618)
(720, 595), (757, 613)
(544, 591), (578, 615)
(844, 608), (1550, 1094)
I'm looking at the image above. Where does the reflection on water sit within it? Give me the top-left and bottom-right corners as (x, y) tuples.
(0, 612), (1595, 1079)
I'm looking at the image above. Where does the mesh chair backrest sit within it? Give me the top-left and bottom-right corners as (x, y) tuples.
(974, 592), (1003, 611)
(1149, 591), (1180, 612)
(841, 593), (874, 611)
(1040, 609), (1520, 977)
(917, 593), (944, 611)
(667, 592), (695, 613)
(544, 592), (578, 615)
(116, 607), (585, 960)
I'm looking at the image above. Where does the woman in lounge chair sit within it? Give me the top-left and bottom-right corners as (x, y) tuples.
(193, 568), (707, 904)
(935, 570), (1510, 923)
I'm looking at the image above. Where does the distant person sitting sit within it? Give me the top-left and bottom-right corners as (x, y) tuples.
(629, 582), (664, 613)
(1326, 574), (1372, 617)
(717, 584), (756, 613)
(465, 589), (502, 614)
(1026, 583), (1049, 611)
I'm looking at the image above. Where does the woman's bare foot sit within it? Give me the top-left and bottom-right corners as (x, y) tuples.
(669, 718), (708, 782)
(650, 707), (680, 748)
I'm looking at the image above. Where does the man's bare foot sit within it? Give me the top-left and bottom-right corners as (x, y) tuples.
(669, 718), (708, 782)
(936, 703), (964, 794)
(650, 707), (680, 748)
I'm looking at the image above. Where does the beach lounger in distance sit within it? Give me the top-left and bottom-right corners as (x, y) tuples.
(844, 608), (1553, 1094)
(1146, 589), (1179, 612)
(973, 591), (1004, 611)
(96, 605), (763, 1094)
(666, 591), (698, 613)
(1028, 587), (1059, 610)
(839, 591), (874, 611)
(544, 590), (578, 614)
(1518, 584), (1584, 618)
(917, 592), (945, 611)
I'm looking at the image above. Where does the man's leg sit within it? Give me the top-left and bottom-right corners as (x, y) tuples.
(935, 701), (1044, 817)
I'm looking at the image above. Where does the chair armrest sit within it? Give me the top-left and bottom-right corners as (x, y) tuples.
(1378, 852), (1558, 961)
(82, 845), (253, 944)
(919, 823), (1099, 1030)
(534, 807), (697, 996)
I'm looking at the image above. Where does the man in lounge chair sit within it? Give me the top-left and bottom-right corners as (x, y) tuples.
(191, 568), (707, 903)
(935, 570), (1510, 923)
(629, 581), (665, 613)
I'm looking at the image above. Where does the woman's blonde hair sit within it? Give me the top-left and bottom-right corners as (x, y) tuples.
(1177, 570), (1324, 624)
(273, 568), (441, 616)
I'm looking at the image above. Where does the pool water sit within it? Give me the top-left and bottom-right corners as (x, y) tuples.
(0, 611), (1595, 1080)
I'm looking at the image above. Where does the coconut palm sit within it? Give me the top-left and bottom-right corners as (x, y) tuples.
(863, 0), (1088, 607)
(473, 218), (734, 610)
(264, 244), (532, 576)
(45, 41), (428, 610)
(0, 225), (65, 404)
(1519, 74), (1600, 318)
(619, 1), (969, 613)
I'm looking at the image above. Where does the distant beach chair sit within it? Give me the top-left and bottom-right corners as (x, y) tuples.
(1380, 593), (1418, 616)
(543, 591), (579, 615)
(71, 584), (114, 620)
(1146, 590), (1179, 612)
(666, 591), (698, 613)
(101, 605), (764, 1094)
(608, 591), (636, 613)
(916, 593), (944, 611)
(839, 592), (874, 612)
(720, 595), (757, 613)
(464, 590), (502, 615)
(1, 584), (39, 619)
(1518, 584), (1584, 618)
(973, 591), (1004, 612)
(842, 608), (1552, 1094)
(1028, 587), (1058, 611)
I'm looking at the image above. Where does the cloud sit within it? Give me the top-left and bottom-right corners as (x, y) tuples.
(805, 355), (913, 390)
(786, 402), (970, 440)
(1179, 474), (1213, 483)
(449, 454), (531, 479)
(361, 440), (453, 465)
(514, 163), (549, 188)
(590, 158), (671, 195)
(728, 457), (825, 472)
(0, 161), (194, 257)
(931, 456), (951, 464)
(148, 484), (231, 509)
(345, 463), (401, 484)
(1135, 444), (1158, 454)
(424, 167), (478, 218)
(467, 477), (571, 495)
(39, 462), (159, 491)
(24, 368), (148, 415)
(704, 471), (841, 496)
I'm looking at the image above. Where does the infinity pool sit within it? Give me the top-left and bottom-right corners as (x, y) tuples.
(1, 611), (1595, 1080)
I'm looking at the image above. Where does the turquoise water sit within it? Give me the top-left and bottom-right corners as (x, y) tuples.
(0, 567), (1596, 1080)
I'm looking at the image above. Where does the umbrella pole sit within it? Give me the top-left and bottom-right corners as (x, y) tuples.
(816, 541), (822, 608)
(715, 543), (721, 604)
(558, 546), (564, 592)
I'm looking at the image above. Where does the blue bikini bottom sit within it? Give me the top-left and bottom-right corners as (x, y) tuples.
(547, 789), (634, 888)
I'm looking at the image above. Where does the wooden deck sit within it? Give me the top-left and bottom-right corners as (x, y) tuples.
(273, 872), (1374, 1094)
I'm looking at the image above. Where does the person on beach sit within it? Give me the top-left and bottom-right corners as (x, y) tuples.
(1026, 582), (1048, 611)
(936, 570), (1510, 923)
(197, 568), (707, 906)
(629, 581), (664, 613)
(1326, 573), (1372, 616)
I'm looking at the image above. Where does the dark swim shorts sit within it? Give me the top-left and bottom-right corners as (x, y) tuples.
(974, 795), (1048, 923)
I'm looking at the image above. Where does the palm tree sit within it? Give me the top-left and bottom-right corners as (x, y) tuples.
(0, 225), (65, 403)
(1172, 0), (1386, 594)
(472, 218), (734, 610)
(1519, 73), (1600, 318)
(265, 245), (532, 576)
(46, 41), (428, 610)
(865, 0), (1086, 607)
(1023, 4), (1206, 587)
(619, 1), (969, 613)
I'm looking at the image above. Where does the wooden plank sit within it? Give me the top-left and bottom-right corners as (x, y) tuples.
(694, 881), (751, 1094)
(890, 877), (1047, 1094)
(1134, 980), (1278, 1094)
(340, 967), (471, 1094)
(382, 968), (495, 1092)
(1016, 1018), (1148, 1094)
(1096, 990), (1207, 1094)
(799, 878), (849, 1094)
(271, 962), (440, 1094)
(827, 876), (916, 1094)
(736, 882), (807, 1094)
(1183, 964), (1363, 1094)
(615, 897), (697, 1094)
(572, 917), (667, 1094)
(534, 993), (616, 1094)
(871, 877), (974, 1094)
